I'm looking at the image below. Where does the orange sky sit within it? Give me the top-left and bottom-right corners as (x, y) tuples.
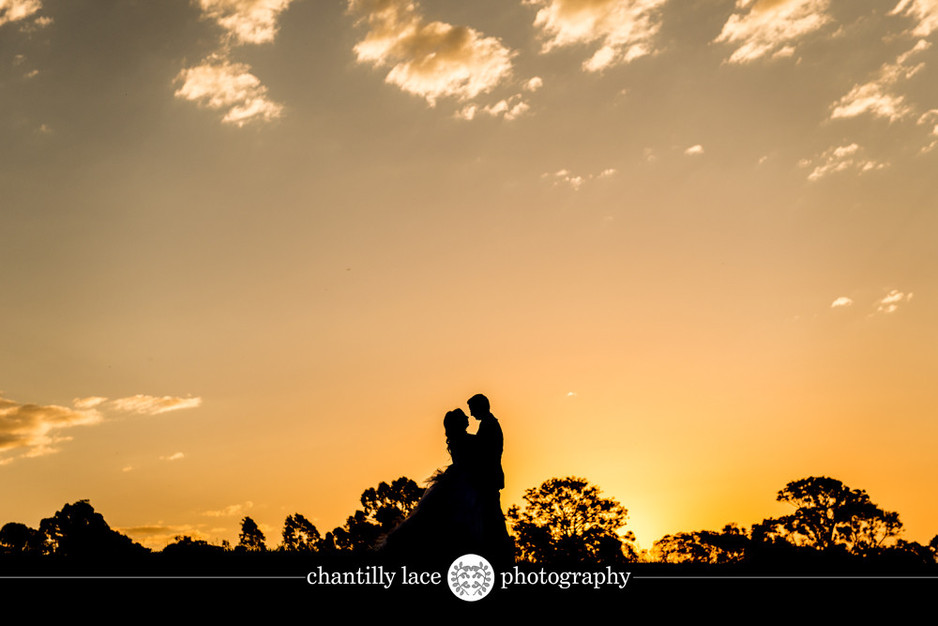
(2, 0), (937, 552)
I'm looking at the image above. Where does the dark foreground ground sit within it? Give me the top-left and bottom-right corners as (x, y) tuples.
(2, 553), (935, 617)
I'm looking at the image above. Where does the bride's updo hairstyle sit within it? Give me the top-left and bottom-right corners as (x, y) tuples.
(444, 408), (469, 453)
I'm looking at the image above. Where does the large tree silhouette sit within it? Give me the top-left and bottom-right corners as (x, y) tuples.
(238, 516), (267, 552)
(332, 477), (424, 552)
(754, 476), (902, 555)
(162, 535), (226, 557)
(0, 522), (46, 556)
(654, 523), (749, 564)
(507, 476), (636, 566)
(39, 500), (146, 559)
(281, 513), (320, 551)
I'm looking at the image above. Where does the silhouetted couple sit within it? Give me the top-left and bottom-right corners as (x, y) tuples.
(384, 394), (513, 567)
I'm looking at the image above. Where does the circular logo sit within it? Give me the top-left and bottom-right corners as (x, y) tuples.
(447, 554), (494, 601)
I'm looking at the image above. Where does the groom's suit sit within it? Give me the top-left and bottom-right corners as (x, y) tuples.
(476, 412), (504, 492)
(474, 410), (511, 565)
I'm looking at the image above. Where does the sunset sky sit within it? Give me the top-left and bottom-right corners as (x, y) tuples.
(2, 0), (937, 552)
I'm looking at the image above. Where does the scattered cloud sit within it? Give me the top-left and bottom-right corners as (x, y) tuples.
(349, 0), (515, 107)
(159, 452), (185, 461)
(0, 0), (42, 28)
(542, 166), (616, 189)
(122, 465), (134, 472)
(456, 94), (530, 121)
(0, 395), (103, 462)
(684, 144), (704, 156)
(830, 40), (930, 122)
(110, 394), (202, 415)
(524, 76), (544, 92)
(525, 0), (667, 72)
(890, 0), (938, 37)
(566, 391), (578, 398)
(918, 108), (938, 151)
(177, 1), (293, 126)
(876, 289), (913, 314)
(203, 501), (254, 517)
(121, 524), (209, 551)
(73, 396), (108, 409)
(548, 168), (585, 190)
(715, 0), (832, 64)
(799, 143), (887, 181)
(0, 391), (202, 465)
(175, 57), (283, 126)
(831, 296), (853, 308)
(197, 0), (295, 45)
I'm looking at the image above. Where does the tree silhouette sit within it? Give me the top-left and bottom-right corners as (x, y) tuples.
(653, 524), (749, 564)
(38, 500), (146, 559)
(332, 477), (424, 552)
(754, 476), (902, 556)
(281, 513), (320, 551)
(507, 476), (636, 566)
(238, 516), (267, 552)
(0, 522), (45, 556)
(162, 535), (225, 557)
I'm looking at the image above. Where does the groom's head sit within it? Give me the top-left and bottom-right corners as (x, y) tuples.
(467, 393), (490, 418)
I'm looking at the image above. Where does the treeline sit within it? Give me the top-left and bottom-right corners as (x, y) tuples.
(2, 475), (937, 571)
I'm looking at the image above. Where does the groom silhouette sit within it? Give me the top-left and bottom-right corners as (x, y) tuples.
(467, 393), (504, 492)
(467, 393), (512, 565)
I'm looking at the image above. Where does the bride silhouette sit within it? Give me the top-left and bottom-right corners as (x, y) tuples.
(382, 408), (511, 566)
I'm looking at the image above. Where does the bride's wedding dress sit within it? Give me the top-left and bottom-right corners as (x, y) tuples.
(382, 430), (486, 563)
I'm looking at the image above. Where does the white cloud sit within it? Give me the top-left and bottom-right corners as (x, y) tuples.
(715, 0), (832, 64)
(543, 166), (616, 189)
(110, 394), (202, 415)
(799, 143), (887, 181)
(349, 0), (515, 107)
(197, 0), (294, 45)
(177, 2), (292, 127)
(203, 501), (254, 517)
(73, 396), (108, 409)
(525, 0), (667, 72)
(0, 392), (200, 465)
(831, 296), (853, 308)
(456, 94), (530, 121)
(830, 40), (930, 122)
(524, 76), (544, 92)
(890, 0), (938, 37)
(918, 108), (938, 151)
(876, 289), (913, 314)
(160, 452), (185, 461)
(175, 57), (283, 126)
(0, 394), (103, 462)
(684, 144), (704, 155)
(0, 0), (42, 28)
